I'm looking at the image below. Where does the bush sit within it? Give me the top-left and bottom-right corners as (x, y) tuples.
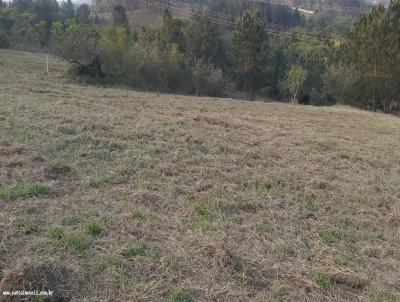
(0, 29), (10, 48)
(65, 63), (81, 79)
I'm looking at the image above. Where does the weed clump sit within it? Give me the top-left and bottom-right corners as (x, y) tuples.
(0, 182), (50, 200)
(49, 226), (64, 240)
(313, 271), (332, 289)
(65, 235), (88, 253)
(85, 221), (103, 236)
(123, 242), (156, 258)
(169, 288), (192, 302)
(319, 229), (342, 244)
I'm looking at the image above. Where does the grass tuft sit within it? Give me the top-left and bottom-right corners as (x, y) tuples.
(252, 179), (272, 192)
(85, 221), (103, 236)
(169, 288), (192, 302)
(313, 271), (332, 289)
(22, 221), (40, 234)
(64, 234), (88, 253)
(319, 229), (342, 244)
(193, 202), (214, 219)
(49, 226), (64, 240)
(0, 182), (50, 200)
(87, 174), (124, 188)
(26, 204), (40, 214)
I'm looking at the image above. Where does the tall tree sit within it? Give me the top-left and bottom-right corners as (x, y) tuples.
(284, 64), (307, 104)
(159, 9), (184, 52)
(61, 0), (75, 20)
(51, 21), (103, 76)
(33, 0), (59, 24)
(343, 0), (400, 112)
(184, 12), (222, 65)
(233, 10), (268, 101)
(76, 4), (90, 24)
(11, 0), (33, 13)
(112, 5), (129, 30)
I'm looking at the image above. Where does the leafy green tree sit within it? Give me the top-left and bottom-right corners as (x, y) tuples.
(0, 29), (10, 48)
(112, 5), (129, 30)
(9, 11), (37, 47)
(33, 0), (59, 24)
(51, 20), (103, 77)
(184, 12), (223, 65)
(35, 20), (48, 46)
(159, 9), (184, 52)
(233, 10), (268, 101)
(284, 64), (307, 104)
(101, 26), (131, 76)
(11, 0), (33, 13)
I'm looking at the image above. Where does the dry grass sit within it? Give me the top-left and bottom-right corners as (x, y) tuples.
(0, 49), (400, 301)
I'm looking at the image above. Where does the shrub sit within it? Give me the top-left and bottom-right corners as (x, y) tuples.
(65, 63), (81, 79)
(0, 29), (10, 48)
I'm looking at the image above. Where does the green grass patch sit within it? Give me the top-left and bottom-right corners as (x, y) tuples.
(18, 221), (40, 234)
(313, 271), (332, 289)
(193, 202), (214, 219)
(49, 226), (64, 240)
(26, 204), (40, 214)
(169, 288), (192, 302)
(85, 221), (103, 236)
(252, 178), (272, 193)
(130, 208), (157, 221)
(123, 242), (156, 258)
(319, 228), (342, 244)
(0, 182), (50, 200)
(64, 234), (88, 253)
(87, 174), (124, 188)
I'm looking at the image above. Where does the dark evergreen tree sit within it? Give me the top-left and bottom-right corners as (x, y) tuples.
(159, 9), (185, 52)
(184, 12), (223, 65)
(76, 4), (91, 24)
(61, 0), (75, 20)
(233, 10), (268, 101)
(112, 5), (129, 29)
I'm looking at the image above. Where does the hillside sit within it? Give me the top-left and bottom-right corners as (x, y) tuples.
(0, 49), (400, 301)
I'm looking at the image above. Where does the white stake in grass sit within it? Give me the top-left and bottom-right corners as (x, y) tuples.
(46, 56), (49, 74)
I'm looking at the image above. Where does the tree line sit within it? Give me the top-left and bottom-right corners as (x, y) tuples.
(1, 0), (400, 113)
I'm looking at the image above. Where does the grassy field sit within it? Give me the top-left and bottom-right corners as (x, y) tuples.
(0, 49), (400, 301)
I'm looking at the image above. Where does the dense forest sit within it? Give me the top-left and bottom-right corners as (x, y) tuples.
(0, 0), (399, 113)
